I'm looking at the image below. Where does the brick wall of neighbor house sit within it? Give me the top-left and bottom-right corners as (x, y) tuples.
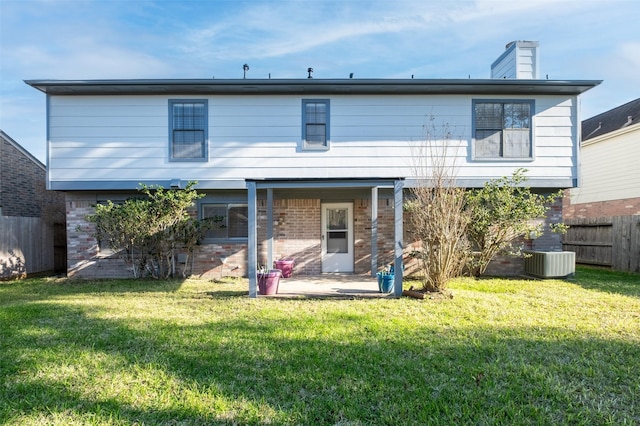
(1, 132), (67, 276)
(563, 193), (640, 219)
(0, 137), (63, 220)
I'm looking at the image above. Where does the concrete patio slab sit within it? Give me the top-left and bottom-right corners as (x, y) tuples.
(263, 274), (395, 298)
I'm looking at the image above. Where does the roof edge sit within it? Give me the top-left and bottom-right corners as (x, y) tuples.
(0, 130), (45, 171)
(25, 78), (602, 96)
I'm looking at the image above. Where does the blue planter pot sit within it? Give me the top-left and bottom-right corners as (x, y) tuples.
(377, 272), (394, 293)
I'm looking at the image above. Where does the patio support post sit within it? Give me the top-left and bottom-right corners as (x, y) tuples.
(267, 188), (274, 270)
(393, 179), (404, 296)
(370, 186), (378, 277)
(247, 181), (258, 298)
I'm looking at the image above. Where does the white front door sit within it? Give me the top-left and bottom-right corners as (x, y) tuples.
(321, 202), (354, 273)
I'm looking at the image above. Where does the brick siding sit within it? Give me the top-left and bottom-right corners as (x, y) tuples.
(65, 193), (564, 279)
(0, 136), (65, 220)
(258, 198), (322, 275)
(563, 192), (640, 219)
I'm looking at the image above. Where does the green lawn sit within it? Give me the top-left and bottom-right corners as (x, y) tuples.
(1, 266), (639, 425)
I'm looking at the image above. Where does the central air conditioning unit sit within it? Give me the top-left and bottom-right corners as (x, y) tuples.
(524, 251), (576, 278)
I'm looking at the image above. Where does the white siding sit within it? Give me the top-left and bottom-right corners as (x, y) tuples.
(48, 93), (578, 187)
(569, 125), (640, 203)
(491, 49), (517, 79)
(517, 46), (538, 79)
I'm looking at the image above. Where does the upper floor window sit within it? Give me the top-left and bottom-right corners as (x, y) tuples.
(302, 99), (330, 150)
(169, 100), (207, 161)
(473, 100), (533, 160)
(201, 203), (248, 241)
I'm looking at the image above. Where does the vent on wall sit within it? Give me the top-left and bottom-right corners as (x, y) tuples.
(524, 251), (576, 278)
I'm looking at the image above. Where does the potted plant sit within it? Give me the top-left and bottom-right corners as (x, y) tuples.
(257, 267), (282, 295)
(274, 258), (295, 278)
(376, 265), (395, 294)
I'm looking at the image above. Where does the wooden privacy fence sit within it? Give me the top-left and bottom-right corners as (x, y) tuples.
(563, 216), (640, 273)
(0, 215), (55, 279)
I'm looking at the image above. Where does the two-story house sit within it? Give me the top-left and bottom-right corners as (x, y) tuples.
(564, 97), (640, 219)
(562, 98), (640, 271)
(26, 41), (600, 296)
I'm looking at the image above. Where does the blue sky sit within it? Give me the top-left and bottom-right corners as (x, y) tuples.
(1, 0), (639, 163)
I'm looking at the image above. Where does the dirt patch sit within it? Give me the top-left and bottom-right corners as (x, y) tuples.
(402, 286), (453, 300)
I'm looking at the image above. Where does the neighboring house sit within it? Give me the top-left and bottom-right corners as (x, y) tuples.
(25, 41), (600, 295)
(562, 98), (640, 272)
(564, 98), (640, 219)
(0, 130), (66, 278)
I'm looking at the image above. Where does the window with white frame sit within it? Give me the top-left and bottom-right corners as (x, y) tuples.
(169, 100), (207, 161)
(473, 100), (533, 159)
(302, 99), (330, 150)
(201, 203), (248, 240)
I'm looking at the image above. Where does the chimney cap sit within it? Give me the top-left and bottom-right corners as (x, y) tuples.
(505, 40), (539, 50)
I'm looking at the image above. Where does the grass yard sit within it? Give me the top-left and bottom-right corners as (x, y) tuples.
(1, 266), (639, 425)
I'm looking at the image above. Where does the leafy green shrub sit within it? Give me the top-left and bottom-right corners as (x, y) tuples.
(466, 169), (563, 276)
(86, 181), (213, 279)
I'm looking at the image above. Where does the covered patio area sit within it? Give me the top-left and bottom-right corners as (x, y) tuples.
(262, 274), (396, 298)
(246, 178), (406, 298)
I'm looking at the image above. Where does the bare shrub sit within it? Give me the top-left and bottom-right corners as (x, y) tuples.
(406, 117), (470, 292)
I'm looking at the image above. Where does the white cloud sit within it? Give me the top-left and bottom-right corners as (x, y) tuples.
(615, 42), (640, 80)
(178, 1), (451, 63)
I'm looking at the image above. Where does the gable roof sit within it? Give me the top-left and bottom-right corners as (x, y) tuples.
(582, 98), (640, 141)
(24, 78), (600, 96)
(0, 130), (45, 171)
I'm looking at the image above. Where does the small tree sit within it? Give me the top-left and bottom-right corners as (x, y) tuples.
(466, 168), (562, 276)
(406, 118), (470, 292)
(86, 181), (212, 279)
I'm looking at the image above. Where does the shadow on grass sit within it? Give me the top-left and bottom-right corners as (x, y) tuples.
(0, 278), (187, 305)
(204, 290), (248, 299)
(572, 265), (640, 298)
(1, 297), (639, 425)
